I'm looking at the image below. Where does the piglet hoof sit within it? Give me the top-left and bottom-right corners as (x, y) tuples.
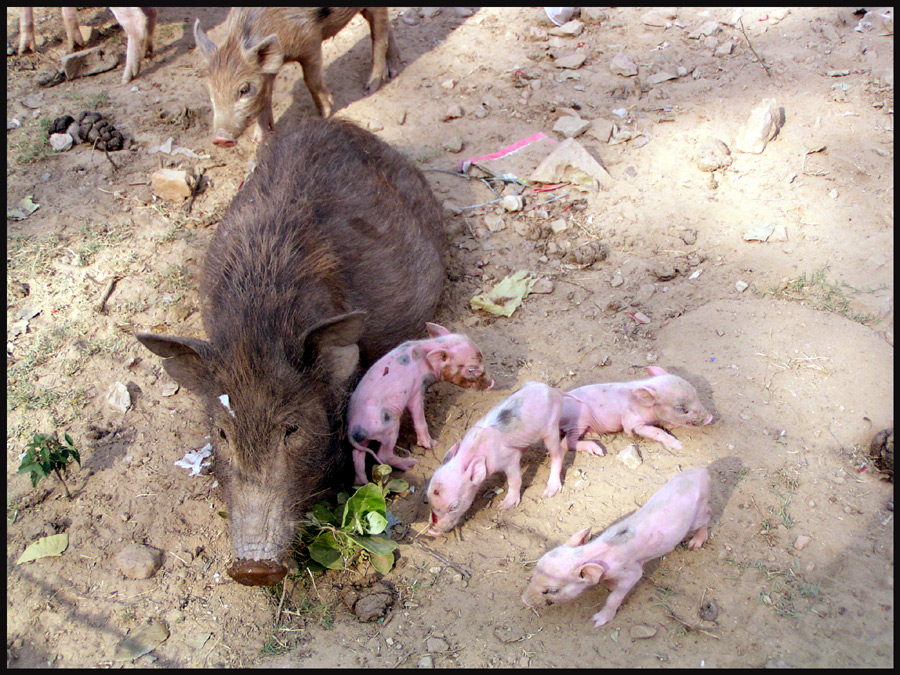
(541, 483), (561, 499)
(591, 610), (614, 627)
(415, 436), (434, 450)
(498, 494), (520, 510)
(688, 527), (708, 550)
(576, 440), (606, 457)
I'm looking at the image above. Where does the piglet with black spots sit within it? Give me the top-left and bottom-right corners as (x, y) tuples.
(426, 382), (566, 535)
(348, 323), (493, 484)
(560, 366), (714, 456)
(522, 467), (711, 627)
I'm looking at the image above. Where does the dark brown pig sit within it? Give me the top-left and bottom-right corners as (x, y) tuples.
(193, 8), (401, 146)
(136, 117), (444, 586)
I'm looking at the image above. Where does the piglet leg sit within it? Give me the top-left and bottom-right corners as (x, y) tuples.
(591, 563), (643, 627)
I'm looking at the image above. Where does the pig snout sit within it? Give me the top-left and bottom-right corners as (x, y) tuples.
(213, 132), (238, 148)
(227, 559), (288, 586)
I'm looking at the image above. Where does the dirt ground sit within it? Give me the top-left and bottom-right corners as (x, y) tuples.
(6, 6), (894, 668)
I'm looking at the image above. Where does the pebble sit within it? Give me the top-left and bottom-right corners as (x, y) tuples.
(442, 136), (463, 153)
(549, 19), (584, 37)
(49, 133), (74, 152)
(553, 115), (591, 138)
(440, 78), (457, 90)
(609, 52), (638, 77)
(610, 273), (625, 287)
(419, 7), (441, 19)
(642, 10), (672, 27)
(735, 280), (749, 292)
(106, 382), (131, 413)
(682, 229), (698, 245)
(714, 40), (734, 57)
(555, 52), (586, 69)
(689, 21), (720, 39)
(151, 168), (193, 201)
(618, 445), (642, 469)
(501, 195), (524, 211)
(426, 637), (449, 653)
(443, 104), (464, 121)
(632, 311), (651, 324)
(115, 543), (163, 579)
(629, 624), (657, 640)
(696, 138), (732, 172)
(418, 655), (433, 668)
(549, 218), (568, 234)
(734, 98), (781, 155)
(531, 278), (555, 294)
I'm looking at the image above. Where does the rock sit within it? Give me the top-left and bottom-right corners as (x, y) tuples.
(714, 40), (734, 57)
(440, 78), (456, 90)
(61, 45), (118, 81)
(418, 655), (434, 668)
(115, 544), (163, 579)
(618, 445), (643, 469)
(342, 581), (395, 622)
(646, 70), (678, 85)
(549, 19), (584, 37)
(688, 21), (720, 39)
(610, 52), (638, 76)
(426, 637), (449, 652)
(442, 136), (463, 153)
(454, 7), (474, 18)
(581, 7), (607, 23)
(735, 280), (749, 293)
(793, 535), (811, 551)
(531, 278), (555, 294)
(553, 115), (591, 138)
(49, 133), (74, 152)
(501, 195), (524, 211)
(567, 240), (609, 266)
(632, 311), (651, 324)
(549, 218), (568, 234)
(642, 10), (674, 27)
(419, 7), (441, 19)
(366, 118), (384, 132)
(530, 138), (612, 190)
(586, 118), (614, 143)
(151, 169), (193, 202)
(554, 52), (586, 69)
(443, 104), (464, 121)
(734, 98), (781, 154)
(696, 138), (732, 172)
(484, 214), (505, 232)
(629, 624), (657, 639)
(106, 381), (131, 413)
(682, 229), (698, 245)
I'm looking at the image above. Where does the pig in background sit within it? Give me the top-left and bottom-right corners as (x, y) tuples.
(560, 366), (715, 455)
(348, 322), (493, 485)
(137, 117), (444, 586)
(522, 467), (711, 627)
(194, 7), (400, 147)
(17, 7), (157, 84)
(426, 382), (568, 536)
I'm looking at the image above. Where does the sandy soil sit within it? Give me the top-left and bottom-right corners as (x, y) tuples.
(6, 6), (894, 668)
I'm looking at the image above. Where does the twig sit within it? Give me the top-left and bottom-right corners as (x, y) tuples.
(103, 147), (119, 171)
(414, 543), (471, 578)
(274, 580), (287, 626)
(738, 17), (771, 77)
(663, 608), (721, 639)
(183, 166), (206, 214)
(95, 275), (122, 314)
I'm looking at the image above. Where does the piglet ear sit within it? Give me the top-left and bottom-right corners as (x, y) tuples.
(425, 322), (450, 338)
(425, 348), (449, 376)
(465, 456), (487, 484)
(567, 527), (592, 547)
(441, 442), (460, 465)
(578, 562), (605, 585)
(632, 385), (659, 407)
(646, 365), (667, 377)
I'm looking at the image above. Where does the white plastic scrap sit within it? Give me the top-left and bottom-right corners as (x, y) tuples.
(218, 394), (235, 417)
(175, 443), (213, 476)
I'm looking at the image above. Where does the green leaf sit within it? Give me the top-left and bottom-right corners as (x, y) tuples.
(17, 533), (69, 564)
(365, 511), (388, 535)
(308, 531), (344, 569)
(309, 502), (338, 526)
(347, 532), (397, 556)
(369, 551), (395, 575)
(372, 464), (392, 485)
(385, 478), (409, 494)
(342, 483), (387, 531)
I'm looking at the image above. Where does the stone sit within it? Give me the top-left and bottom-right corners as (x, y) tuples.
(554, 52), (586, 69)
(151, 169), (193, 202)
(530, 138), (612, 190)
(49, 133), (74, 152)
(106, 381), (131, 413)
(689, 21), (720, 39)
(549, 20), (584, 37)
(553, 115), (591, 138)
(618, 445), (642, 469)
(793, 535), (812, 551)
(443, 104), (464, 121)
(609, 52), (638, 77)
(61, 45), (118, 81)
(646, 70), (678, 85)
(734, 98), (781, 154)
(115, 544), (163, 579)
(715, 40), (734, 57)
(696, 138), (732, 172)
(629, 624), (657, 639)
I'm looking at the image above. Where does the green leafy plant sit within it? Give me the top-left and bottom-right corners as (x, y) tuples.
(17, 433), (81, 499)
(301, 465), (407, 574)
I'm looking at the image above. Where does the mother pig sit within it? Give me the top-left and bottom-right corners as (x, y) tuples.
(137, 117), (444, 586)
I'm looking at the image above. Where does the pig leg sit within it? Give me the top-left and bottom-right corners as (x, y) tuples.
(374, 425), (417, 473)
(352, 441), (375, 485)
(541, 430), (565, 499)
(18, 8), (36, 54)
(575, 439), (607, 456)
(114, 7), (157, 84)
(298, 47), (334, 118)
(252, 78), (277, 144)
(360, 8), (399, 93)
(407, 393), (434, 450)
(61, 7), (85, 53)
(591, 563), (643, 627)
(498, 462), (523, 510)
(687, 501), (711, 550)
(632, 424), (683, 451)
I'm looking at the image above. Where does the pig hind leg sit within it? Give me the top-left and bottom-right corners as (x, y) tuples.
(374, 425), (417, 473)
(542, 427), (566, 499)
(360, 8), (400, 93)
(687, 501), (712, 550)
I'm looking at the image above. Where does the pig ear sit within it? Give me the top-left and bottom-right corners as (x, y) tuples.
(293, 311), (366, 387)
(633, 385), (659, 407)
(567, 527), (592, 547)
(646, 365), (667, 377)
(578, 562), (605, 585)
(465, 456), (488, 484)
(425, 322), (450, 338)
(441, 442), (460, 465)
(425, 348), (449, 375)
(135, 332), (217, 396)
(193, 18), (217, 63)
(242, 33), (284, 75)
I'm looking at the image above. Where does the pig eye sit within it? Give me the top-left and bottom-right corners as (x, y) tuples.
(542, 588), (558, 595)
(284, 424), (298, 438)
(449, 500), (460, 511)
(675, 405), (689, 414)
(217, 427), (227, 441)
(238, 83), (252, 97)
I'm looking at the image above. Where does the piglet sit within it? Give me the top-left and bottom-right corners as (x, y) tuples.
(522, 467), (711, 627)
(348, 323), (492, 484)
(426, 382), (566, 535)
(560, 366), (714, 456)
